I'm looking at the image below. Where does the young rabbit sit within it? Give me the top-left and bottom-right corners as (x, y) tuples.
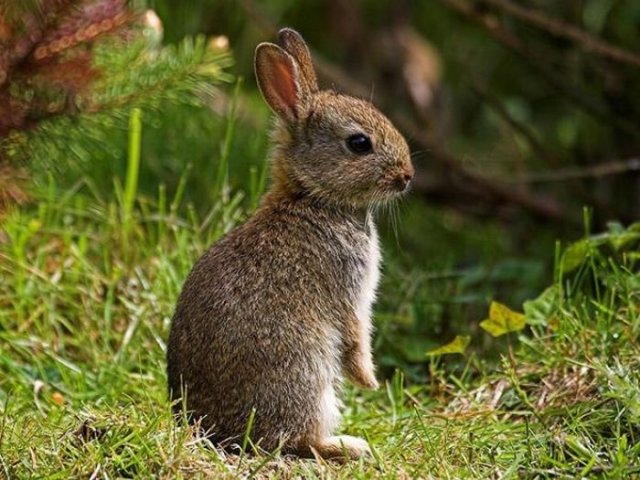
(167, 28), (414, 460)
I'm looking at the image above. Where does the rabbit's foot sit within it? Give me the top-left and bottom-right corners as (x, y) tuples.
(312, 435), (372, 461)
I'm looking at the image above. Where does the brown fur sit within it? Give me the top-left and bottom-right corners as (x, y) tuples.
(167, 28), (413, 460)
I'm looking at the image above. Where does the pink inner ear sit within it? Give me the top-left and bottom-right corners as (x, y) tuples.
(256, 44), (302, 121)
(273, 57), (298, 115)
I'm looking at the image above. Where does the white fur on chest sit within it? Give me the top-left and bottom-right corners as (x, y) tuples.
(355, 222), (381, 331)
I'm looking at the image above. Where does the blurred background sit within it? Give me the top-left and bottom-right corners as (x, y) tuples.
(2, 0), (639, 378)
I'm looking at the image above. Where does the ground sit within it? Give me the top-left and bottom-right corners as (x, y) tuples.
(1, 180), (639, 479)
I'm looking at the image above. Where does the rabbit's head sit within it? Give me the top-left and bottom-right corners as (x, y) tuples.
(255, 28), (414, 209)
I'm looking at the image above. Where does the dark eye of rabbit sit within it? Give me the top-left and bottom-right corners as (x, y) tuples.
(346, 134), (373, 155)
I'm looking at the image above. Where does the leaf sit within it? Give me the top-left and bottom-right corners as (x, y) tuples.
(426, 335), (470, 356)
(608, 232), (640, 251)
(606, 221), (626, 235)
(628, 222), (640, 233)
(523, 284), (562, 326)
(561, 226), (640, 271)
(561, 239), (590, 273)
(480, 301), (526, 337)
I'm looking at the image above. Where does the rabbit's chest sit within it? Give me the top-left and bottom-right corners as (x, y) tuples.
(354, 224), (381, 323)
(331, 221), (381, 322)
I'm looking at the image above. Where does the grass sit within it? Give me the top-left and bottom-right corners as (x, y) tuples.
(1, 113), (639, 478)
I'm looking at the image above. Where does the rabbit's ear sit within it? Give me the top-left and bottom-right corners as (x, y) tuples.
(255, 43), (305, 123)
(278, 28), (318, 93)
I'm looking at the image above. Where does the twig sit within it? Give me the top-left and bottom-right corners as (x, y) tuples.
(436, 0), (640, 139)
(491, 157), (640, 184)
(238, 0), (277, 36)
(483, 0), (640, 69)
(469, 81), (629, 217)
(394, 115), (565, 219)
(470, 80), (559, 167)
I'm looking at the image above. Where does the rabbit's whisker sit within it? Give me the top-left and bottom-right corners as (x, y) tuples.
(410, 149), (429, 159)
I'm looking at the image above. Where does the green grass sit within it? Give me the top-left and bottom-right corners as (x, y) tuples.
(2, 177), (639, 479)
(1, 115), (639, 478)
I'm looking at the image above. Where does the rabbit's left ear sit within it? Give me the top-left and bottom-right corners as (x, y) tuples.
(278, 28), (318, 94)
(255, 43), (306, 123)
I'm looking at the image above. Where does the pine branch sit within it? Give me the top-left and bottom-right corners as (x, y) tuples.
(82, 36), (232, 114)
(0, 0), (133, 136)
(10, 36), (232, 173)
(0, 1), (233, 213)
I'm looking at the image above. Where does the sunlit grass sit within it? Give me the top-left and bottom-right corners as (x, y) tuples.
(1, 170), (638, 478)
(1, 107), (639, 478)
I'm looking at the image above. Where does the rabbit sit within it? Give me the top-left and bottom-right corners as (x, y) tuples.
(167, 27), (414, 461)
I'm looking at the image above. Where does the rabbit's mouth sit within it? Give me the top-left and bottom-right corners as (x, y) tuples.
(377, 165), (415, 198)
(391, 173), (413, 193)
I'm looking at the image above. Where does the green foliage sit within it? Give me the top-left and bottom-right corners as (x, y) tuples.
(1, 175), (639, 476)
(523, 284), (562, 327)
(373, 205), (551, 376)
(562, 221), (640, 273)
(122, 108), (143, 243)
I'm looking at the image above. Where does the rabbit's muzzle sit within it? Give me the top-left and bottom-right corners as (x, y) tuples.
(383, 162), (415, 194)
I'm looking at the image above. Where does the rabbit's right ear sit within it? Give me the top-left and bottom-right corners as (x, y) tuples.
(255, 43), (306, 123)
(278, 28), (318, 94)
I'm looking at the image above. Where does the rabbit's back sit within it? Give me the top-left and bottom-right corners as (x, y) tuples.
(167, 199), (372, 447)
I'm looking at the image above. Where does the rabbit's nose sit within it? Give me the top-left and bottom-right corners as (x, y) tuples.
(404, 162), (415, 180)
(394, 164), (414, 191)
(394, 171), (413, 192)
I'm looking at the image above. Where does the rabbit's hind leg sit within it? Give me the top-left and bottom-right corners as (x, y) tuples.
(311, 435), (372, 461)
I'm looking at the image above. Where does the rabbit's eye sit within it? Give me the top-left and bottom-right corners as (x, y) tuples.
(346, 134), (373, 155)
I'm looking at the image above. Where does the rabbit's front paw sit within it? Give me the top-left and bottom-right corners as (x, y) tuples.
(357, 371), (380, 390)
(345, 354), (379, 390)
